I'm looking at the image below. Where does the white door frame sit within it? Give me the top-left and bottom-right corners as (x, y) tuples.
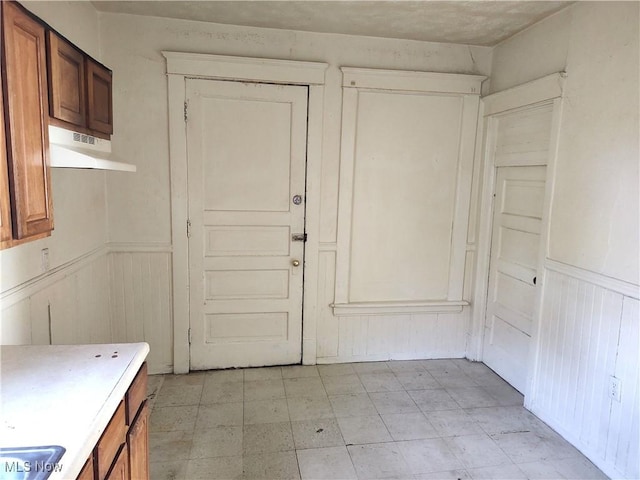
(164, 52), (328, 373)
(470, 72), (565, 403)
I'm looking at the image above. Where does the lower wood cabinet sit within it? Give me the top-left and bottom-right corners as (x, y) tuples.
(77, 363), (148, 480)
(106, 445), (129, 480)
(127, 403), (149, 480)
(77, 455), (94, 480)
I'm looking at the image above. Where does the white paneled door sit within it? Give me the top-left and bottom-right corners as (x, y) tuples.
(483, 165), (547, 393)
(186, 79), (308, 370)
(482, 102), (554, 394)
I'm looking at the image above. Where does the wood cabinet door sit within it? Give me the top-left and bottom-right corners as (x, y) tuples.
(97, 401), (127, 480)
(105, 444), (129, 480)
(127, 402), (149, 480)
(77, 455), (95, 480)
(1, 1), (54, 239)
(47, 31), (86, 127)
(86, 59), (113, 136)
(0, 70), (13, 246)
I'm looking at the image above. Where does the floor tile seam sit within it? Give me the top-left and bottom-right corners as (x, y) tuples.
(379, 410), (438, 436)
(439, 432), (518, 470)
(345, 440), (414, 477)
(503, 447), (587, 466)
(367, 389), (422, 416)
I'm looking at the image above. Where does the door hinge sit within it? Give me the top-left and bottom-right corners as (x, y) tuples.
(188, 328), (192, 345)
(187, 219), (192, 238)
(184, 101), (188, 122)
(292, 233), (307, 242)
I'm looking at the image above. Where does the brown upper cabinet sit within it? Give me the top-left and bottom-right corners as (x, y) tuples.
(47, 31), (113, 138)
(86, 58), (113, 137)
(0, 73), (13, 247)
(47, 31), (86, 127)
(1, 0), (54, 243)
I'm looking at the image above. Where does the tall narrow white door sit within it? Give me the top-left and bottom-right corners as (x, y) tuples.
(186, 78), (308, 370)
(482, 103), (553, 393)
(483, 166), (546, 393)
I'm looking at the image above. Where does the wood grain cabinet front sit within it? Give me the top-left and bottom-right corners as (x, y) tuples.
(76, 363), (148, 480)
(77, 455), (95, 480)
(47, 30), (87, 128)
(0, 0), (54, 244)
(105, 444), (129, 480)
(96, 401), (127, 480)
(0, 71), (13, 247)
(127, 402), (149, 480)
(47, 30), (114, 139)
(86, 59), (113, 137)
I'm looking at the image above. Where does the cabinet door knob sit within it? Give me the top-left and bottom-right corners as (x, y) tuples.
(292, 259), (300, 267)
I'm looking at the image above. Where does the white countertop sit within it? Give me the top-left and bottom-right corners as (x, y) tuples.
(0, 343), (149, 479)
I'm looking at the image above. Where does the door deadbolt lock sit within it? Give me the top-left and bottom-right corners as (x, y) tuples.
(292, 259), (300, 267)
(292, 195), (303, 205)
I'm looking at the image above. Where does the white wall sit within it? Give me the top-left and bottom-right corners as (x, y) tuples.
(99, 13), (493, 368)
(490, 3), (639, 478)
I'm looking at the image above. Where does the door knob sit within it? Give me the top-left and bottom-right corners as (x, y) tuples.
(292, 259), (300, 267)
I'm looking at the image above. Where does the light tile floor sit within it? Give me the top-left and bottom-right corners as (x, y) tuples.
(146, 359), (608, 480)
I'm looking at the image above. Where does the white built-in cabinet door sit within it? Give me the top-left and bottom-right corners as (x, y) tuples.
(484, 165), (546, 393)
(483, 103), (553, 393)
(186, 78), (308, 370)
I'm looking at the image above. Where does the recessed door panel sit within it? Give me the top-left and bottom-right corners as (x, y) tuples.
(207, 313), (289, 344)
(206, 270), (289, 300)
(205, 225), (291, 257)
(202, 98), (292, 212)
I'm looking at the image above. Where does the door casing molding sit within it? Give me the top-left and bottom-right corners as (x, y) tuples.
(470, 72), (565, 402)
(164, 52), (328, 373)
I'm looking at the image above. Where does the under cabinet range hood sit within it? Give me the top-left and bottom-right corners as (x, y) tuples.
(48, 125), (136, 172)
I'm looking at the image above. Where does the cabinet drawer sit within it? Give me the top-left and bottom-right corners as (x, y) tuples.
(126, 363), (147, 425)
(96, 400), (126, 480)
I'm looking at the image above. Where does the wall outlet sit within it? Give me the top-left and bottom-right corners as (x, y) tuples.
(41, 248), (50, 272)
(609, 375), (622, 402)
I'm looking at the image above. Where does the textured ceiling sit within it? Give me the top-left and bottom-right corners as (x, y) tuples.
(91, 1), (572, 46)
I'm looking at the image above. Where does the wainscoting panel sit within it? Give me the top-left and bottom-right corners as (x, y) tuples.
(327, 312), (468, 363)
(0, 298), (32, 344)
(0, 249), (112, 347)
(316, 245), (469, 364)
(48, 254), (112, 345)
(608, 296), (639, 478)
(109, 248), (173, 374)
(531, 267), (639, 479)
(316, 250), (339, 358)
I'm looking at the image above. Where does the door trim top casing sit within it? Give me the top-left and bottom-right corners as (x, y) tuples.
(164, 52), (328, 373)
(164, 52), (327, 85)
